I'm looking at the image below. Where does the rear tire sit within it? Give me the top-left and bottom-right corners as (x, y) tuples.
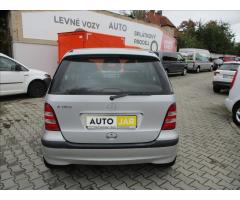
(196, 67), (200, 73)
(232, 103), (240, 126)
(209, 66), (213, 72)
(27, 80), (46, 98)
(181, 68), (187, 76)
(213, 86), (221, 93)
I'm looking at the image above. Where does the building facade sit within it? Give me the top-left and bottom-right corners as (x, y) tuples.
(2, 11), (177, 75)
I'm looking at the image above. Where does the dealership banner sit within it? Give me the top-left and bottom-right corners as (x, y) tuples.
(21, 11), (176, 52)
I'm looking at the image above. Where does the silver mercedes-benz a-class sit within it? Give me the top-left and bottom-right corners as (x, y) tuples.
(41, 48), (178, 168)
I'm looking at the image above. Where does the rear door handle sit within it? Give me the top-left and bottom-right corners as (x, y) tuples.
(24, 74), (29, 76)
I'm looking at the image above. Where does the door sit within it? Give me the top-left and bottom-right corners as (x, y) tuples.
(196, 52), (211, 70)
(176, 53), (186, 72)
(0, 56), (26, 96)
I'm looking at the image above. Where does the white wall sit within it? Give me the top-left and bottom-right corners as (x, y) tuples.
(21, 11), (163, 51)
(13, 42), (58, 76)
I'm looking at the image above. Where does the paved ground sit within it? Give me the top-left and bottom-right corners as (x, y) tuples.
(0, 72), (240, 190)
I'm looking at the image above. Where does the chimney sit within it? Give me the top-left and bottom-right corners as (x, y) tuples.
(156, 10), (162, 16)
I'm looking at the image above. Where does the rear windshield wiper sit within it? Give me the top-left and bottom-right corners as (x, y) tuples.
(109, 92), (152, 101)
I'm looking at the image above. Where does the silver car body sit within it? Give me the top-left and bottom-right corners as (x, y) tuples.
(42, 48), (178, 165)
(179, 48), (213, 72)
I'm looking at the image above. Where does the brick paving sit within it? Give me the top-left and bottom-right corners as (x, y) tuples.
(0, 72), (240, 189)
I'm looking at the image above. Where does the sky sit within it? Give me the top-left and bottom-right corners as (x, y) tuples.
(162, 11), (240, 42)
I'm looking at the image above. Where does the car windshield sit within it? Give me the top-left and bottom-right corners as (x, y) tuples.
(49, 55), (172, 95)
(219, 63), (240, 71)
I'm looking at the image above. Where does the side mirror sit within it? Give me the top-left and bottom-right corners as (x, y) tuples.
(15, 64), (22, 71)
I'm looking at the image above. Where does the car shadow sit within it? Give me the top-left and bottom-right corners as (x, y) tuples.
(0, 94), (31, 102)
(49, 162), (173, 175)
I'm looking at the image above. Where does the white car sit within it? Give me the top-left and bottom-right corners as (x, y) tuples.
(225, 66), (240, 126)
(213, 62), (240, 93)
(0, 53), (51, 97)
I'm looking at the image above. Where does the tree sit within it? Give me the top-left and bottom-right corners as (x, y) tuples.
(129, 10), (147, 20)
(177, 20), (204, 49)
(177, 19), (238, 55)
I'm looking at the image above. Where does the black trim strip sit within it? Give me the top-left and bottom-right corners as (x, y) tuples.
(0, 82), (23, 85)
(41, 138), (178, 149)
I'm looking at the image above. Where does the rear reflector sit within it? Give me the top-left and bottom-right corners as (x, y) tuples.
(162, 103), (176, 130)
(44, 103), (60, 131)
(230, 71), (238, 89)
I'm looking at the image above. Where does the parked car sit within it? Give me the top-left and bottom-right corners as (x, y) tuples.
(225, 66), (240, 126)
(212, 62), (240, 93)
(179, 48), (213, 73)
(0, 53), (51, 97)
(42, 48), (178, 168)
(212, 58), (224, 70)
(154, 51), (187, 76)
(219, 55), (236, 62)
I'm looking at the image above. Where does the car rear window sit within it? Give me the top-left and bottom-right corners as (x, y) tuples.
(162, 53), (177, 61)
(219, 64), (239, 71)
(182, 53), (194, 62)
(49, 55), (172, 95)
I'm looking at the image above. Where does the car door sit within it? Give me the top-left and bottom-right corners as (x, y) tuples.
(203, 54), (211, 70)
(0, 56), (26, 96)
(176, 53), (186, 72)
(199, 53), (211, 70)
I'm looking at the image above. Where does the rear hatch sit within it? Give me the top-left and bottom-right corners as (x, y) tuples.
(214, 63), (239, 82)
(47, 54), (175, 144)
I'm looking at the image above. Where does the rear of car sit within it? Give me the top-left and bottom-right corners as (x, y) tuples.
(157, 52), (187, 76)
(212, 62), (239, 93)
(225, 65), (240, 126)
(179, 48), (213, 73)
(41, 48), (178, 166)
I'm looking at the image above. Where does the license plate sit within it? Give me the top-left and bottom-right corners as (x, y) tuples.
(223, 74), (232, 78)
(86, 115), (137, 129)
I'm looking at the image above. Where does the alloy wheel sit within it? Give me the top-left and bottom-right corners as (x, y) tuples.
(236, 108), (240, 123)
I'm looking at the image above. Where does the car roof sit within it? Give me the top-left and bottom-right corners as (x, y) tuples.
(0, 53), (10, 58)
(64, 48), (159, 59)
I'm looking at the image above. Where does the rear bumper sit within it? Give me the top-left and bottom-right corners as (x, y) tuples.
(213, 81), (230, 89)
(42, 137), (178, 149)
(187, 64), (196, 71)
(41, 130), (178, 165)
(225, 97), (234, 112)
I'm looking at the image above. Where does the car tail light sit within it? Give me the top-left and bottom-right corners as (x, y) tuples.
(162, 103), (176, 130)
(230, 71), (238, 89)
(214, 71), (220, 76)
(44, 103), (60, 131)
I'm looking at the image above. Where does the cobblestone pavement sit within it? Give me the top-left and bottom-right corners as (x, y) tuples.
(0, 72), (240, 190)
